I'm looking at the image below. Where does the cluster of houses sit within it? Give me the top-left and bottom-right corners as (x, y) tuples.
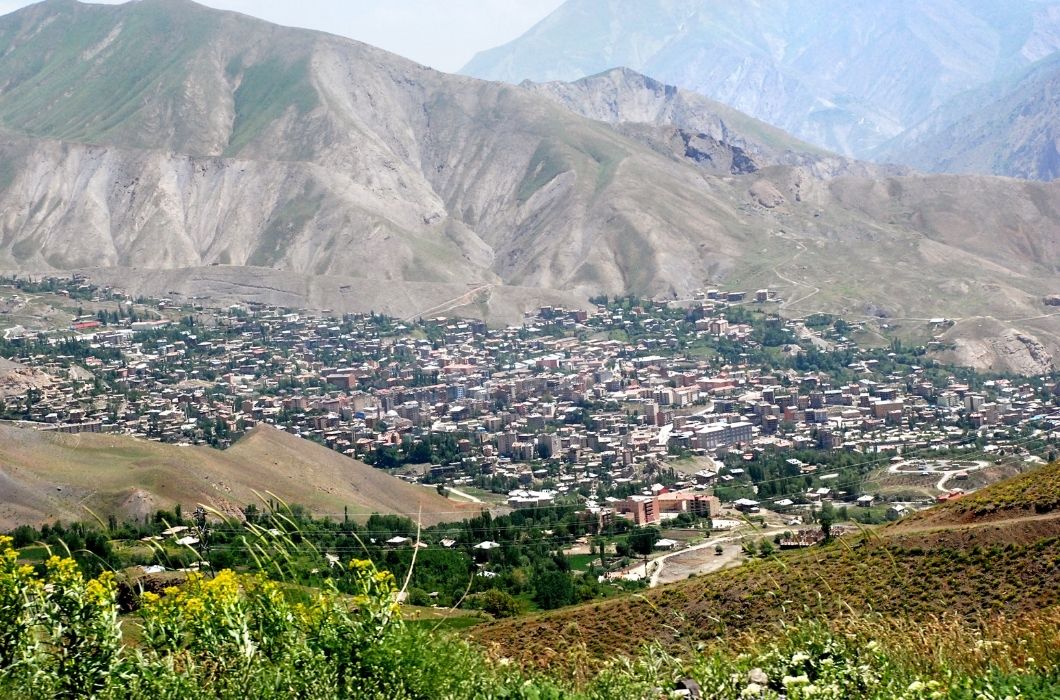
(2, 280), (1058, 529)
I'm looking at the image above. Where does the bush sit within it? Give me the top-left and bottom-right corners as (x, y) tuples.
(0, 537), (530, 699)
(466, 589), (521, 618)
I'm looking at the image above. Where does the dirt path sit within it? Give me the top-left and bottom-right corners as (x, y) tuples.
(891, 511), (1060, 535)
(445, 487), (483, 504)
(403, 284), (491, 322)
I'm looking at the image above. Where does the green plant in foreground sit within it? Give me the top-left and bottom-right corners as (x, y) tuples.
(2, 528), (1058, 699)
(0, 535), (539, 699)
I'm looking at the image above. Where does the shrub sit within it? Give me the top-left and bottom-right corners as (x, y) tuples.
(467, 589), (521, 618)
(0, 538), (530, 699)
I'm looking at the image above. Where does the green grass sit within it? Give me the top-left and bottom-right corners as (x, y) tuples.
(566, 554), (596, 571)
(405, 615), (484, 632)
(16, 545), (48, 562)
(516, 139), (572, 202)
(0, 2), (216, 146)
(224, 55), (318, 157)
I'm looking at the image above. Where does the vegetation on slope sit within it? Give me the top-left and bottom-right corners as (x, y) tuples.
(475, 461), (1060, 667)
(0, 423), (465, 529)
(2, 533), (1058, 698)
(930, 460), (1060, 519)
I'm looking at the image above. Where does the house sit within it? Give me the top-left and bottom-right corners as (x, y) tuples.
(733, 498), (760, 513)
(654, 538), (679, 551)
(887, 504), (909, 519)
(856, 495), (875, 507)
(473, 540), (501, 550)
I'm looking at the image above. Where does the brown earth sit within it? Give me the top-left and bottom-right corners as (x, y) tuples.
(0, 423), (477, 529)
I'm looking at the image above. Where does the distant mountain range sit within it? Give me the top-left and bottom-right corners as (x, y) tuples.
(463, 0), (1060, 179)
(875, 52), (1060, 181)
(0, 0), (1057, 370)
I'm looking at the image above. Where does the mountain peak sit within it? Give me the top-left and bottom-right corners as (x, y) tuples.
(463, 0), (1060, 157)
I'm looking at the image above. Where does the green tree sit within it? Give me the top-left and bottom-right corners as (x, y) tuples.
(531, 570), (574, 610)
(819, 502), (835, 542)
(628, 527), (660, 557)
(467, 589), (520, 618)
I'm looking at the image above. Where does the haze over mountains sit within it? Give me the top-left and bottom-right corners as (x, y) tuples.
(0, 0), (1057, 370)
(876, 51), (1060, 181)
(463, 0), (1060, 179)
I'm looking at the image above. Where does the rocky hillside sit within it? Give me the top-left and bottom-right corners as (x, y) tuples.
(463, 0), (1060, 158)
(0, 1), (1057, 368)
(875, 52), (1060, 181)
(520, 67), (888, 179)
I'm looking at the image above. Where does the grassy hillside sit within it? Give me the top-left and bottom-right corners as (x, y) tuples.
(474, 461), (1060, 667)
(895, 460), (1060, 529)
(0, 423), (471, 528)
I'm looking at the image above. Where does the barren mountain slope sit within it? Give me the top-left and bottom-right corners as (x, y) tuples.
(0, 1), (1056, 368)
(0, 422), (472, 529)
(875, 53), (1060, 181)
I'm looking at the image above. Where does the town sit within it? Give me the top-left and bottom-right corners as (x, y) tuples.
(2, 275), (1057, 545)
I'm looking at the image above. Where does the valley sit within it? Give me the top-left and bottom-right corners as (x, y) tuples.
(0, 1), (1059, 697)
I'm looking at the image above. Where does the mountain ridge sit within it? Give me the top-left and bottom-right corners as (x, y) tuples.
(0, 0), (1056, 369)
(874, 51), (1060, 181)
(463, 0), (1060, 159)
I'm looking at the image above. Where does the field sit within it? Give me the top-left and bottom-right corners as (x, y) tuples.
(0, 423), (477, 528)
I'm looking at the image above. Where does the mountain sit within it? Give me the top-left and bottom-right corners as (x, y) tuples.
(462, 0), (1060, 158)
(519, 67), (881, 179)
(875, 52), (1060, 181)
(0, 0), (1057, 369)
(0, 422), (472, 529)
(0, 0), (789, 306)
(474, 460), (1060, 665)
(521, 68), (828, 171)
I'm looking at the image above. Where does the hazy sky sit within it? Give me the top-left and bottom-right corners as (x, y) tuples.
(0, 0), (564, 72)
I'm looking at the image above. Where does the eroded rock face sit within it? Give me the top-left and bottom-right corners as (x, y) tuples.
(950, 330), (1055, 375)
(749, 180), (785, 208)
